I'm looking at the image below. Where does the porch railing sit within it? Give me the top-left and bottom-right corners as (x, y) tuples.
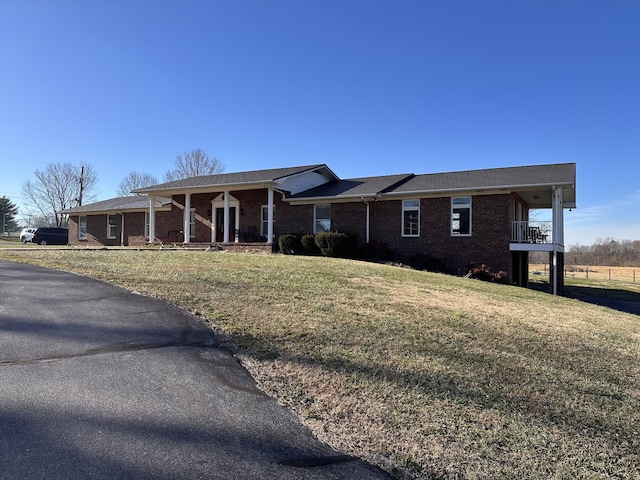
(511, 220), (552, 244)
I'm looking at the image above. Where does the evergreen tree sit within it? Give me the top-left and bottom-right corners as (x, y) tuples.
(0, 196), (19, 233)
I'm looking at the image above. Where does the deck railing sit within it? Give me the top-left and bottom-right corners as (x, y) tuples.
(511, 220), (553, 244)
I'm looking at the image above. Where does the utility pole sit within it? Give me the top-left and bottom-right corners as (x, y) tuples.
(77, 165), (85, 207)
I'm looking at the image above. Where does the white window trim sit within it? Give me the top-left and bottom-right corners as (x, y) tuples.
(451, 196), (472, 236)
(79, 216), (87, 240)
(144, 211), (150, 239)
(401, 199), (420, 237)
(261, 205), (275, 237)
(189, 208), (196, 238)
(107, 214), (118, 239)
(314, 204), (331, 234)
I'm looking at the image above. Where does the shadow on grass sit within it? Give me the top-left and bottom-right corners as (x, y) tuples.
(530, 280), (640, 316)
(237, 325), (640, 455)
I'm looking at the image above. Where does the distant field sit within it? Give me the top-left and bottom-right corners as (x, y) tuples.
(531, 263), (639, 284)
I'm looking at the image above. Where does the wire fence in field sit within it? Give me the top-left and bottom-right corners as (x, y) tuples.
(530, 264), (639, 283)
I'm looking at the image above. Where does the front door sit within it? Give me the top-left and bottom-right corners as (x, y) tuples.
(215, 207), (236, 242)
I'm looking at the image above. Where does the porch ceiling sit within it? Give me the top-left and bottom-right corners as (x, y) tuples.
(517, 185), (576, 209)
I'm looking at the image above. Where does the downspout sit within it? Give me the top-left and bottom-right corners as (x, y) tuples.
(361, 197), (370, 244)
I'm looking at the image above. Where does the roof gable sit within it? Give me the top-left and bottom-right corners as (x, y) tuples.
(133, 164), (338, 194)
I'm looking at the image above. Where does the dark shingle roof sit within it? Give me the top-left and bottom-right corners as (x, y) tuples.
(392, 163), (576, 194)
(60, 196), (171, 214)
(133, 164), (332, 193)
(288, 174), (414, 200)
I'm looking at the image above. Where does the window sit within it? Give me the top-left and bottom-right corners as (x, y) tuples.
(261, 205), (275, 237)
(314, 204), (331, 233)
(107, 215), (118, 239)
(452, 197), (471, 235)
(190, 209), (196, 238)
(144, 211), (150, 238)
(402, 199), (420, 237)
(79, 216), (87, 240)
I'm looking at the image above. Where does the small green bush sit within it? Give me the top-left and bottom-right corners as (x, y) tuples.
(315, 231), (357, 258)
(278, 234), (301, 255)
(301, 234), (320, 255)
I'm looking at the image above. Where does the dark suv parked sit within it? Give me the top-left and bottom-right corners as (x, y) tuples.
(32, 227), (69, 245)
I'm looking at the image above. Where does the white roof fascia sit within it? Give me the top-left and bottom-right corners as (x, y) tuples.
(286, 195), (380, 205)
(383, 182), (574, 198)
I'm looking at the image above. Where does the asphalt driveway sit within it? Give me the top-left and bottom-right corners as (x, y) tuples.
(0, 261), (390, 480)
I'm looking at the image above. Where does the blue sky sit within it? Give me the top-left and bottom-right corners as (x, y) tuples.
(1, 0), (638, 246)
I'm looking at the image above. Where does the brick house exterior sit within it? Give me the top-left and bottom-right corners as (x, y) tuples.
(61, 163), (576, 294)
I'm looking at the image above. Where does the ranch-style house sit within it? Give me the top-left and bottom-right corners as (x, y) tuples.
(61, 162), (576, 295)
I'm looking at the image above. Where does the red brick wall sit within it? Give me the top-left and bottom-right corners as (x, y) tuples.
(332, 203), (368, 243)
(124, 212), (147, 246)
(369, 194), (513, 277)
(68, 213), (149, 247)
(276, 204), (314, 236)
(67, 214), (115, 246)
(68, 190), (516, 282)
(274, 202), (368, 243)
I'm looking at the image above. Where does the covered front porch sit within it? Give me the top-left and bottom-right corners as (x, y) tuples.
(147, 189), (277, 246)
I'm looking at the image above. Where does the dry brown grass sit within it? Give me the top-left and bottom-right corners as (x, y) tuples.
(2, 249), (640, 479)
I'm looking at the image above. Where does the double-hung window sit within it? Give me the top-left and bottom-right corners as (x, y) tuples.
(402, 199), (420, 237)
(189, 209), (196, 238)
(314, 204), (331, 233)
(79, 216), (87, 240)
(452, 197), (471, 236)
(261, 205), (275, 237)
(144, 211), (150, 238)
(107, 214), (118, 239)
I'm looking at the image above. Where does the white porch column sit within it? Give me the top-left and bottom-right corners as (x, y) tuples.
(267, 187), (274, 243)
(235, 206), (240, 243)
(148, 195), (156, 244)
(121, 214), (125, 247)
(552, 186), (564, 247)
(210, 201), (215, 243)
(183, 193), (191, 244)
(223, 191), (230, 243)
(551, 186), (564, 296)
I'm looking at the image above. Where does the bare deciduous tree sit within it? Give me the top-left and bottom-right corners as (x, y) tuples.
(163, 148), (225, 182)
(117, 171), (159, 196)
(21, 162), (98, 227)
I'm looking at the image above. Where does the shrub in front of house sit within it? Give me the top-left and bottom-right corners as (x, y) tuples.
(465, 262), (508, 283)
(278, 234), (301, 255)
(301, 234), (320, 255)
(314, 231), (357, 258)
